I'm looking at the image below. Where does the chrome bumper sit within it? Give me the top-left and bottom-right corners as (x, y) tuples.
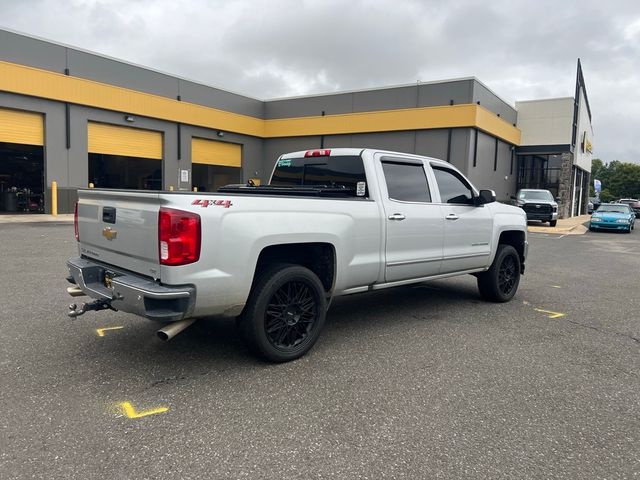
(66, 256), (196, 322)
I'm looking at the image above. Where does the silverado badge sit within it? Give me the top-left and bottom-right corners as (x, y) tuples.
(102, 227), (117, 240)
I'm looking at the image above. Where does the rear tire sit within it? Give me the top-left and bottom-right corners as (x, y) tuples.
(477, 245), (521, 303)
(238, 263), (327, 362)
(549, 220), (557, 227)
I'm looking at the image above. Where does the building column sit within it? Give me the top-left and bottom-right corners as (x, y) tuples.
(581, 171), (591, 215)
(557, 153), (573, 219)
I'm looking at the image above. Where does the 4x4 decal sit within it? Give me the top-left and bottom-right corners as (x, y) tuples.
(191, 199), (233, 208)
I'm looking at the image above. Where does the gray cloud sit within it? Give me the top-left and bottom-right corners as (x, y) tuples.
(1, 0), (639, 163)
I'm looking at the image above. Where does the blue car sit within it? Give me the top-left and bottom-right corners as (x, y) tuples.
(589, 204), (635, 233)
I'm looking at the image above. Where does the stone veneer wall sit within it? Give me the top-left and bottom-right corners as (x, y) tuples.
(580, 171), (591, 215)
(557, 152), (574, 219)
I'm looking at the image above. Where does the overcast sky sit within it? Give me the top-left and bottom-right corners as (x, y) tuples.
(1, 0), (639, 163)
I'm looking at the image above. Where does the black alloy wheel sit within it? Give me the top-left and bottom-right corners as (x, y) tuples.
(238, 264), (327, 362)
(265, 280), (317, 350)
(498, 254), (517, 296)
(477, 244), (521, 302)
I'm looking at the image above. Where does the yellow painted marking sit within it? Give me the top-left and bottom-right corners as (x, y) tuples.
(551, 285), (562, 289)
(96, 326), (124, 337)
(523, 300), (530, 305)
(534, 308), (566, 319)
(118, 401), (168, 419)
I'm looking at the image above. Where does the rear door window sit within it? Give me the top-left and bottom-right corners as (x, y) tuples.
(381, 161), (431, 203)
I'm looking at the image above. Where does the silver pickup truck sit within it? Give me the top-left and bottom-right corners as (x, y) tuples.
(66, 148), (528, 362)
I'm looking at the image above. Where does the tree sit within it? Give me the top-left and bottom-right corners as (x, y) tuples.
(591, 159), (640, 200)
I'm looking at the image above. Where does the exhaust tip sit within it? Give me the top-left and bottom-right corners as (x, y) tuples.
(156, 318), (196, 342)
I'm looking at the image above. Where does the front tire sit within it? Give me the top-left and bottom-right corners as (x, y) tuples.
(549, 220), (557, 227)
(238, 264), (327, 362)
(477, 245), (521, 302)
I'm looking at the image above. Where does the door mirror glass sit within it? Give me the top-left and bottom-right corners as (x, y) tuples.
(477, 189), (496, 205)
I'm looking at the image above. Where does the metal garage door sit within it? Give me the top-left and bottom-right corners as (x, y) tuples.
(191, 138), (241, 167)
(87, 122), (162, 159)
(0, 108), (44, 146)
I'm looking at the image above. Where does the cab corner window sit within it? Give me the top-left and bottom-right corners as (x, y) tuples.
(433, 167), (474, 205)
(382, 162), (431, 203)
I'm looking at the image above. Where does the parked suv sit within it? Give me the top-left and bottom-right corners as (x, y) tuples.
(617, 198), (640, 216)
(512, 189), (559, 227)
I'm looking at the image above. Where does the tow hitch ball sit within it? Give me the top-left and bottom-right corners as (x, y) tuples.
(68, 299), (114, 318)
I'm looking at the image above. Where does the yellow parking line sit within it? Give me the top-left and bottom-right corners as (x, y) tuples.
(534, 308), (566, 319)
(96, 326), (124, 337)
(118, 401), (168, 419)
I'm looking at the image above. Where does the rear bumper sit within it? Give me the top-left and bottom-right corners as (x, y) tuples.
(66, 256), (196, 322)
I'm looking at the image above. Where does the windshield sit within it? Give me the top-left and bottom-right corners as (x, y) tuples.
(519, 190), (553, 201)
(596, 205), (630, 213)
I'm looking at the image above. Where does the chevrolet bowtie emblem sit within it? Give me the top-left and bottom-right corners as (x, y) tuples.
(102, 227), (117, 240)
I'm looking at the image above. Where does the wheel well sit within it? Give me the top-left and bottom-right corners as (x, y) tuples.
(499, 230), (525, 265)
(255, 243), (336, 293)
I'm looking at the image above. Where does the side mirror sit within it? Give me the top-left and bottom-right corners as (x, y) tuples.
(510, 195), (517, 200)
(555, 196), (561, 202)
(476, 189), (496, 205)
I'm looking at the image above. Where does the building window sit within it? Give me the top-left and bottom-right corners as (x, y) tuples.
(516, 154), (563, 198)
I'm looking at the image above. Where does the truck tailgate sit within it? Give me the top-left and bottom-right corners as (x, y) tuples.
(77, 190), (161, 279)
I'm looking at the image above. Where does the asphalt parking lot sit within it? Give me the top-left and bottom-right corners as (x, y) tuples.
(1, 222), (639, 479)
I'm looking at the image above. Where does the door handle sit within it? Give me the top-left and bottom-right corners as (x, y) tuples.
(445, 213), (459, 220)
(388, 213), (406, 221)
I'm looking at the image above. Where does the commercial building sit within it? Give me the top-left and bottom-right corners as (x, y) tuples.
(0, 28), (592, 216)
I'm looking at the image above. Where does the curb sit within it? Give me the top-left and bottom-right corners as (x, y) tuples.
(527, 223), (588, 235)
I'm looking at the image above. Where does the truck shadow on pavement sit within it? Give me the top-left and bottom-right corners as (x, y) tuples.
(90, 277), (485, 370)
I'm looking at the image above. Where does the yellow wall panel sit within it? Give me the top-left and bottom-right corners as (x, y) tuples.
(264, 104), (479, 137)
(474, 106), (521, 145)
(0, 107), (44, 145)
(192, 138), (241, 167)
(0, 60), (522, 145)
(88, 122), (162, 159)
(0, 60), (264, 138)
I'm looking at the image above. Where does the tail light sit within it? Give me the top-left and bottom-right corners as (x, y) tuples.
(74, 202), (79, 241)
(304, 149), (331, 157)
(158, 207), (201, 266)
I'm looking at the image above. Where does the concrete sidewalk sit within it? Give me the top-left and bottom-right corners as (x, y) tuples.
(0, 214), (74, 224)
(527, 215), (590, 235)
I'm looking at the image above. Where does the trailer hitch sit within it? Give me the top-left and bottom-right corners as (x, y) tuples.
(68, 299), (115, 318)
